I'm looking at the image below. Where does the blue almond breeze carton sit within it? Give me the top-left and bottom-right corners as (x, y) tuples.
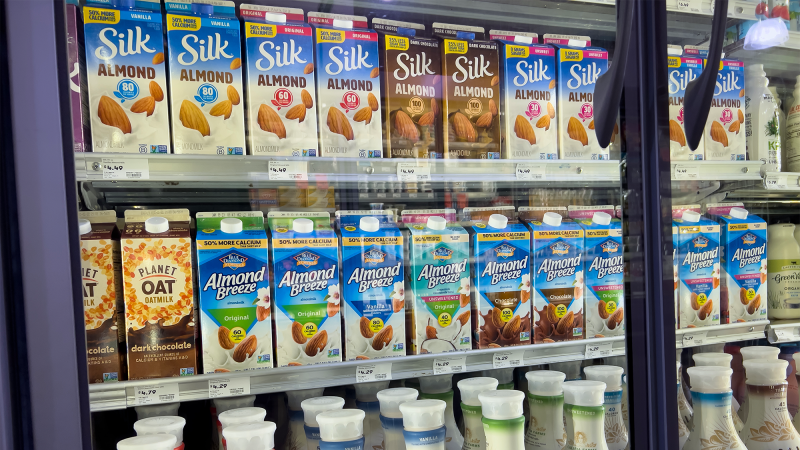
(578, 212), (624, 338)
(717, 207), (767, 323)
(269, 212), (341, 366)
(675, 211), (721, 328)
(196, 212), (272, 373)
(336, 210), (406, 360)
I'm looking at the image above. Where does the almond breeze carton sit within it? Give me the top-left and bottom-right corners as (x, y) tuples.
(196, 212), (273, 373)
(309, 12), (383, 158)
(165, 0), (245, 155)
(67, 0), (90, 152)
(544, 35), (609, 160)
(490, 31), (558, 160)
(674, 211), (721, 328)
(83, 0), (170, 153)
(668, 45), (704, 160)
(241, 5), (318, 157)
(269, 212), (341, 366)
(704, 57), (746, 160)
(336, 211), (406, 360)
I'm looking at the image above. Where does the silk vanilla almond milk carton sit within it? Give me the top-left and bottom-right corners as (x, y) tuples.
(668, 45), (704, 160)
(165, 0), (245, 155)
(544, 34), (609, 160)
(310, 12), (383, 158)
(674, 211), (721, 328)
(269, 212), (342, 366)
(83, 0), (170, 153)
(490, 31), (558, 160)
(241, 5), (318, 157)
(704, 58), (746, 160)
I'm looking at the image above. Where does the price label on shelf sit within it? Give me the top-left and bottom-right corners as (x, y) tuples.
(133, 383), (180, 406)
(101, 158), (149, 180)
(676, 0), (702, 13)
(397, 162), (431, 182)
(673, 164), (700, 180)
(268, 161), (308, 181)
(208, 377), (250, 399)
(356, 362), (392, 383)
(433, 355), (467, 375)
(772, 328), (796, 343)
(764, 174), (789, 190)
(682, 331), (708, 348)
(515, 163), (546, 181)
(492, 349), (525, 368)
(584, 342), (613, 359)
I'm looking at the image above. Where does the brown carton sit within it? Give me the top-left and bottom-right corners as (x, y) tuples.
(121, 209), (197, 379)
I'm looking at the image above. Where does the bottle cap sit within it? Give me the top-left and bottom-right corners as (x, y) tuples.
(133, 416), (186, 444)
(360, 216), (380, 232)
(745, 63), (764, 73)
(354, 381), (390, 402)
(543, 212), (562, 227)
(687, 366), (732, 392)
(487, 214), (508, 229)
(301, 397), (345, 427)
(729, 208), (749, 220)
(681, 211), (701, 223)
(563, 380), (606, 406)
(221, 218), (243, 234)
(317, 409), (366, 442)
(592, 212), (612, 225)
(398, 400), (446, 431)
(419, 374), (452, 394)
(744, 358), (789, 385)
(117, 435), (177, 450)
(427, 216), (447, 230)
(145, 217), (169, 233)
(740, 346), (780, 361)
(478, 390), (525, 420)
(286, 388), (325, 411)
(457, 377), (499, 406)
(293, 218), (314, 233)
(223, 422), (277, 450)
(526, 370), (566, 396)
(135, 402), (181, 420)
(212, 396), (256, 415)
(263, 12), (286, 23)
(481, 369), (513, 385)
(692, 352), (732, 368)
(376, 388), (419, 418)
(584, 365), (624, 391)
(218, 407), (267, 430)
(78, 219), (92, 235)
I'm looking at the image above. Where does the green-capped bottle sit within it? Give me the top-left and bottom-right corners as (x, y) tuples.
(524, 370), (566, 450)
(478, 390), (526, 450)
(457, 377), (499, 450)
(584, 366), (628, 450)
(563, 381), (608, 450)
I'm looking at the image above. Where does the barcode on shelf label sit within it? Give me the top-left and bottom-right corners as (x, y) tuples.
(515, 163), (546, 181)
(133, 383), (180, 406)
(102, 158), (149, 180)
(269, 161), (308, 181)
(492, 349), (525, 368)
(584, 342), (613, 359)
(356, 362), (392, 383)
(682, 331), (708, 348)
(673, 164), (699, 180)
(433, 355), (467, 375)
(397, 162), (431, 182)
(208, 377), (250, 399)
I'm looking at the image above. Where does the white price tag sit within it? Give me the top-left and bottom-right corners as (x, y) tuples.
(133, 383), (180, 406)
(515, 163), (546, 181)
(674, 164), (700, 180)
(397, 163), (431, 182)
(356, 362), (393, 383)
(584, 342), (613, 359)
(765, 175), (788, 190)
(682, 331), (708, 348)
(101, 158), (149, 180)
(773, 329), (794, 343)
(208, 377), (250, 399)
(676, 0), (702, 13)
(433, 355), (467, 375)
(492, 349), (525, 368)
(268, 161), (308, 181)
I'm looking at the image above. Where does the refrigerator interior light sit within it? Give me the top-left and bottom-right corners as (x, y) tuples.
(743, 18), (789, 50)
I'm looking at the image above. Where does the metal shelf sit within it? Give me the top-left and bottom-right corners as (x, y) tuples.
(88, 336), (624, 412)
(767, 320), (800, 344)
(676, 320), (769, 348)
(670, 161), (764, 181)
(725, 33), (800, 81)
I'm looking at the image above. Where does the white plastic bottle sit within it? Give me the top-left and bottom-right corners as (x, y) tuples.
(478, 390), (526, 450)
(770, 85), (787, 168)
(457, 377), (499, 450)
(735, 346), (780, 423)
(563, 380), (609, 450)
(525, 370), (567, 450)
(603, 356), (629, 435)
(792, 353), (800, 431)
(551, 361), (583, 381)
(745, 64), (781, 173)
(223, 422), (278, 450)
(301, 397), (346, 450)
(287, 389), (326, 450)
(677, 352), (693, 432)
(691, 353), (743, 432)
(135, 402), (181, 420)
(212, 396), (256, 450)
(133, 416), (186, 450)
(377, 388), (419, 450)
(684, 366), (745, 450)
(219, 407), (267, 450)
(355, 381), (390, 450)
(584, 366), (628, 450)
(768, 224), (800, 319)
(317, 409), (367, 450)
(399, 400), (448, 450)
(117, 435), (178, 450)
(677, 363), (690, 449)
(481, 369), (514, 390)
(740, 358), (800, 447)
(785, 75), (800, 171)
(419, 375), (464, 450)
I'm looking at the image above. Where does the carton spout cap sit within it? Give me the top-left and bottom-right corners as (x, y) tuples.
(293, 218), (314, 233)
(221, 218), (243, 234)
(360, 216), (380, 232)
(145, 217), (169, 234)
(487, 214), (508, 229)
(79, 219), (92, 235)
(264, 12), (287, 23)
(543, 212), (562, 227)
(729, 207), (749, 219)
(426, 216), (447, 230)
(592, 212), (612, 225)
(681, 210), (701, 223)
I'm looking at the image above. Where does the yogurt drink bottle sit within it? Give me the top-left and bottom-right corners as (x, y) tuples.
(738, 346), (780, 423)
(287, 389), (326, 450)
(223, 422), (278, 450)
(480, 369), (514, 390)
(419, 375), (464, 450)
(355, 381), (390, 450)
(768, 224), (800, 319)
(134, 416), (186, 450)
(117, 435), (178, 450)
(524, 370), (567, 450)
(212, 396), (256, 450)
(399, 400), (448, 450)
(563, 380), (609, 450)
(301, 397), (346, 450)
(376, 388), (419, 450)
(740, 358), (800, 448)
(584, 366), (628, 450)
(219, 407), (268, 450)
(457, 377), (499, 450)
(478, 390), (526, 450)
(317, 409), (367, 450)
(691, 353), (743, 432)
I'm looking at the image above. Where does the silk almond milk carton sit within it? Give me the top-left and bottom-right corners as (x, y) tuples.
(544, 35), (609, 160)
(674, 211), (721, 328)
(490, 31), (558, 160)
(67, 0), (90, 152)
(310, 13), (383, 158)
(83, 0), (170, 153)
(241, 5), (318, 157)
(434, 23), (501, 159)
(121, 209), (196, 379)
(165, 0), (245, 155)
(668, 45), (704, 160)
(374, 19), (443, 159)
(704, 58), (746, 160)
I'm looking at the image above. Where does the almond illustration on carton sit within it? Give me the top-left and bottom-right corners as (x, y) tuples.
(515, 115), (536, 145)
(691, 292), (700, 310)
(327, 107), (354, 140)
(536, 114), (551, 131)
(370, 67), (379, 78)
(476, 112), (493, 128)
(738, 109), (744, 124)
(230, 58), (241, 70)
(739, 89), (745, 97)
(209, 100), (233, 119)
(698, 299), (713, 320)
(233, 335), (257, 363)
(431, 98), (440, 117)
(568, 117), (588, 146)
(710, 121), (728, 147)
(395, 110), (419, 141)
(356, 356), (370, 360)
(609, 308), (623, 327)
(285, 104), (307, 122)
(353, 107), (373, 124)
(257, 305), (270, 321)
(747, 294), (761, 315)
(491, 75), (499, 86)
(740, 287), (749, 305)
(180, 100), (210, 136)
(457, 310), (470, 326)
(301, 89), (313, 109)
(598, 300), (610, 319)
(258, 104), (286, 139)
(327, 302), (339, 317)
(305, 330), (328, 357)
(372, 325), (393, 351)
(728, 120), (740, 134)
(491, 307), (504, 328)
(502, 315), (521, 339)
(98, 96), (131, 134)
(360, 317), (374, 338)
(669, 120), (686, 147)
(489, 99), (498, 116)
(227, 85), (240, 106)
(452, 112), (477, 142)
(426, 326), (438, 339)
(417, 111), (435, 127)
(218, 326), (234, 350)
(304, 63), (314, 74)
(149, 81), (164, 102)
(556, 311), (574, 334)
(588, 120), (595, 130)
(368, 93), (379, 111)
(291, 321), (307, 344)
(547, 102), (555, 119)
(549, 79), (556, 90)
(130, 96), (155, 117)
(392, 297), (404, 313)
(459, 293), (470, 308)
(546, 303), (559, 324)
(152, 52), (164, 65)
